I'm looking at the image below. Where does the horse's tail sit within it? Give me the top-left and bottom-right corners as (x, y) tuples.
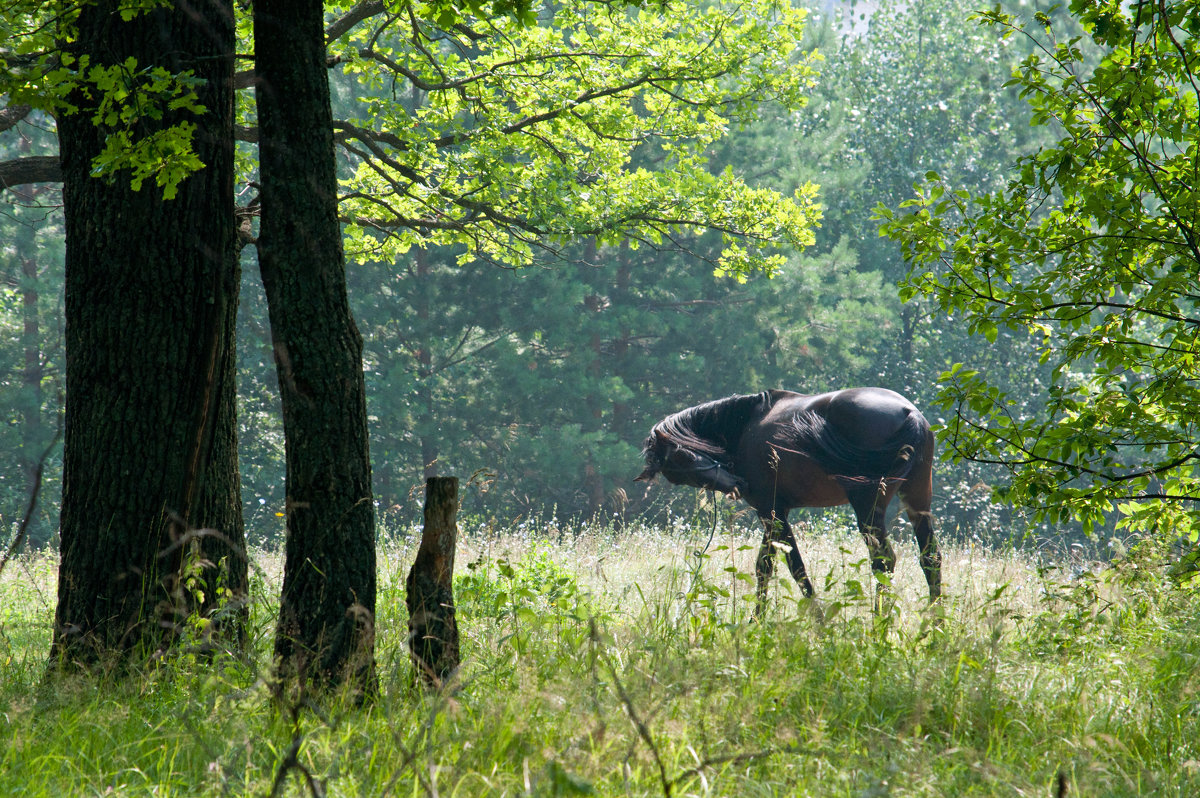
(878, 444), (916, 501)
(876, 412), (931, 500)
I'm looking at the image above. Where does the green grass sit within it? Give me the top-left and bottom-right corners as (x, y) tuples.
(2, 513), (1199, 796)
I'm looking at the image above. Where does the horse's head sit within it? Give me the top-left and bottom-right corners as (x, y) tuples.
(636, 429), (746, 496)
(635, 429), (670, 483)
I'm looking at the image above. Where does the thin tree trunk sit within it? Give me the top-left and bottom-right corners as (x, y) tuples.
(14, 155), (49, 546)
(51, 0), (245, 669)
(415, 248), (438, 480)
(255, 0), (378, 696)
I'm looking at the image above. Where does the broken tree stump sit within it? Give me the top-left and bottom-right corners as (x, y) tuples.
(406, 476), (460, 686)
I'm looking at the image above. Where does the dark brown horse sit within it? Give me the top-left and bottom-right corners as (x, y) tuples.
(636, 388), (941, 612)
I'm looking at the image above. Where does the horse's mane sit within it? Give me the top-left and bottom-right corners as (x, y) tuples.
(650, 392), (772, 462)
(788, 407), (927, 480)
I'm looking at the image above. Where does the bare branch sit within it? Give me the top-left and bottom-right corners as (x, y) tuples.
(0, 155), (62, 191)
(0, 104), (33, 134)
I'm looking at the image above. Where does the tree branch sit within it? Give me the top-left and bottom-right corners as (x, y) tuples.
(0, 104), (33, 134)
(0, 155), (62, 191)
(327, 0), (385, 43)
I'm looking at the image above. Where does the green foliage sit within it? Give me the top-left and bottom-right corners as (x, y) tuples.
(877, 0), (1200, 548)
(829, 0), (1032, 236)
(457, 543), (591, 615)
(2, 1), (212, 198)
(756, 238), (900, 377)
(79, 58), (207, 198)
(334, 0), (822, 273)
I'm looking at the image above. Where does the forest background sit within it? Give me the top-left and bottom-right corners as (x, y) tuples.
(0, 0), (1162, 552)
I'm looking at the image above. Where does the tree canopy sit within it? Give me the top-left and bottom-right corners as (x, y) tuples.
(2, 0), (823, 275)
(330, 0), (822, 274)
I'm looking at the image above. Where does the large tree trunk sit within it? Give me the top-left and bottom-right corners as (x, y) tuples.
(255, 0), (378, 696)
(51, 0), (245, 668)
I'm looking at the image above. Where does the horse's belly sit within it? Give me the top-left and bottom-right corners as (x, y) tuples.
(743, 455), (849, 510)
(780, 477), (849, 508)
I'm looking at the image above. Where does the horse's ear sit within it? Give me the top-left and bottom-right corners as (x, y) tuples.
(654, 428), (670, 444)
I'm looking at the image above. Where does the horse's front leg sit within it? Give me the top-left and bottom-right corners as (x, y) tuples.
(755, 512), (814, 617)
(753, 517), (777, 617)
(774, 515), (815, 599)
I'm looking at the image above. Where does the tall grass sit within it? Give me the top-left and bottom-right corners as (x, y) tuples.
(2, 511), (1198, 796)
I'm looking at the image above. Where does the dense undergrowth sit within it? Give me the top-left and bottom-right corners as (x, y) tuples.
(2, 514), (1198, 796)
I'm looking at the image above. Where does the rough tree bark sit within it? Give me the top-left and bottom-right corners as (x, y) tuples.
(255, 0), (378, 696)
(406, 477), (460, 686)
(50, 0), (246, 669)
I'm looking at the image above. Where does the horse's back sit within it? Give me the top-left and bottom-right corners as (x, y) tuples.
(820, 387), (924, 443)
(764, 387), (922, 443)
(753, 387), (930, 483)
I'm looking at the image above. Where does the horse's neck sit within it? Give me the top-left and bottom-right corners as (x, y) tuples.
(689, 392), (770, 445)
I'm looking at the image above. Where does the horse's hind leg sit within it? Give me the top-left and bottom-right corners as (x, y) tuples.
(911, 510), (942, 600)
(848, 487), (896, 612)
(902, 501), (940, 600)
(900, 476), (942, 601)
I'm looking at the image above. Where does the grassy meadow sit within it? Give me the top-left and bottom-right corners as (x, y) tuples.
(2, 509), (1198, 797)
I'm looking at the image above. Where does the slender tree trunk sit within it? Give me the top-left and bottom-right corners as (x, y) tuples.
(51, 0), (245, 669)
(13, 159), (49, 546)
(19, 216), (41, 462)
(608, 246), (633, 521)
(414, 250), (439, 480)
(255, 0), (378, 696)
(900, 302), (918, 364)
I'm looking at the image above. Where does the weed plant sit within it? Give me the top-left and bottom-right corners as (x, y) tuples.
(2, 512), (1198, 796)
